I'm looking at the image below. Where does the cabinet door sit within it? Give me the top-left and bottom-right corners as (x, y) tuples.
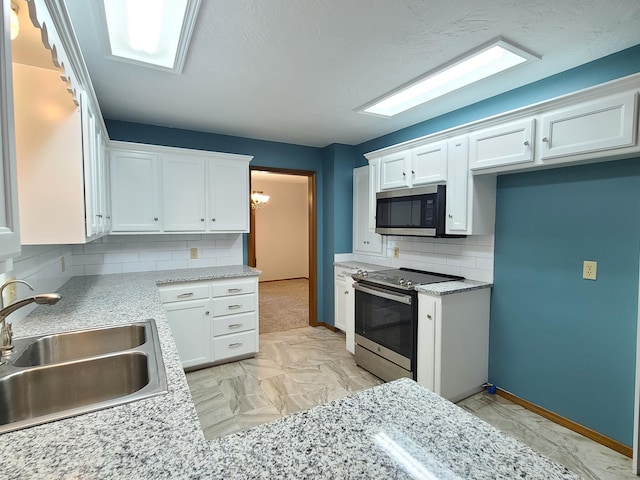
(0, 0), (20, 259)
(368, 159), (379, 229)
(411, 141), (447, 185)
(334, 274), (347, 331)
(540, 92), (637, 161)
(164, 299), (211, 369)
(163, 155), (206, 232)
(446, 137), (469, 233)
(417, 294), (437, 391)
(353, 166), (385, 255)
(379, 151), (410, 190)
(110, 150), (162, 232)
(207, 159), (249, 232)
(469, 118), (534, 170)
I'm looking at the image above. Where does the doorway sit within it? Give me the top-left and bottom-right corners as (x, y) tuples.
(248, 167), (317, 331)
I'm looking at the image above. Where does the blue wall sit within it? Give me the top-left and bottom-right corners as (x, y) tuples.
(490, 159), (640, 446)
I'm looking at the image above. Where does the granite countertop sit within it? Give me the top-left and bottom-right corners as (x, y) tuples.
(209, 378), (580, 480)
(333, 260), (388, 271)
(416, 279), (492, 296)
(0, 265), (259, 479)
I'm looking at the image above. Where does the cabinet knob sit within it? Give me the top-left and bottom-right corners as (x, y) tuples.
(402, 172), (406, 176)
(211, 218), (216, 222)
(523, 141), (530, 146)
(154, 217), (159, 221)
(427, 314), (432, 320)
(106, 216), (111, 220)
(344, 290), (349, 295)
(205, 311), (210, 315)
(96, 214), (103, 218)
(542, 137), (549, 143)
(448, 214), (453, 219)
(200, 218), (205, 222)
(411, 170), (415, 174)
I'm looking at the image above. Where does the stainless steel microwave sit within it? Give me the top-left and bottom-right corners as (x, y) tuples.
(375, 184), (460, 238)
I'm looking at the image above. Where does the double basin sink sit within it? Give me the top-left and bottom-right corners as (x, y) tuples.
(0, 320), (167, 434)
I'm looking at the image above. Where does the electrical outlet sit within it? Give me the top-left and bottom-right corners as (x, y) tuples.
(61, 256), (65, 272)
(190, 247), (198, 259)
(393, 247), (400, 258)
(583, 260), (597, 280)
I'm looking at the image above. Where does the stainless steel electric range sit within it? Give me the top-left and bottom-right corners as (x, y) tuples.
(351, 267), (463, 382)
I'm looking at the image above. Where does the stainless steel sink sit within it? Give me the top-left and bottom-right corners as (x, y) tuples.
(0, 320), (167, 434)
(12, 323), (146, 367)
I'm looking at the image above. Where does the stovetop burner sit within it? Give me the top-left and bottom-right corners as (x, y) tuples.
(352, 267), (463, 290)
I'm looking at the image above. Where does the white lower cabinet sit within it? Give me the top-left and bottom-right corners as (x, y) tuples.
(417, 288), (491, 402)
(334, 267), (359, 353)
(158, 276), (259, 370)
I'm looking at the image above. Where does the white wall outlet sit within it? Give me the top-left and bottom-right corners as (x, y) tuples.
(190, 248), (198, 259)
(583, 260), (597, 280)
(393, 247), (400, 258)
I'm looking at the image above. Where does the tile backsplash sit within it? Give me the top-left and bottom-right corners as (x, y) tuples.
(353, 235), (494, 282)
(71, 233), (243, 276)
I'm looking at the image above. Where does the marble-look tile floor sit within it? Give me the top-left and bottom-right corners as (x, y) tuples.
(187, 326), (636, 479)
(186, 326), (383, 439)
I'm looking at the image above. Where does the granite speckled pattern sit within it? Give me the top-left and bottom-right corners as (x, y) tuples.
(333, 261), (386, 271)
(416, 279), (492, 295)
(208, 378), (580, 480)
(0, 265), (259, 479)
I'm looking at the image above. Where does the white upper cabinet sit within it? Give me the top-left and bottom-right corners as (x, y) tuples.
(0, 0), (20, 259)
(379, 142), (448, 190)
(353, 165), (384, 255)
(411, 141), (448, 186)
(110, 149), (162, 232)
(539, 92), (637, 161)
(110, 142), (252, 234)
(163, 155), (206, 232)
(208, 159), (250, 232)
(445, 137), (469, 233)
(379, 151), (411, 190)
(469, 118), (535, 171)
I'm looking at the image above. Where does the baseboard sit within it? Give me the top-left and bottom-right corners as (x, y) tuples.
(496, 388), (632, 458)
(317, 322), (337, 332)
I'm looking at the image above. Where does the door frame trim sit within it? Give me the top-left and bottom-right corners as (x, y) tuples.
(248, 166), (318, 326)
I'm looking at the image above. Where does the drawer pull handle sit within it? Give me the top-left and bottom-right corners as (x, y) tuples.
(227, 288), (243, 293)
(177, 292), (194, 298)
(228, 304), (242, 310)
(228, 323), (243, 329)
(228, 342), (243, 348)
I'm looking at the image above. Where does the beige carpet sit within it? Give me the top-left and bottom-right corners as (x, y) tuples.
(259, 278), (309, 333)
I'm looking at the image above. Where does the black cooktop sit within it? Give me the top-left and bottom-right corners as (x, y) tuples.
(352, 267), (464, 290)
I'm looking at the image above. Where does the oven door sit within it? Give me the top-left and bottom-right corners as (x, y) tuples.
(354, 282), (417, 378)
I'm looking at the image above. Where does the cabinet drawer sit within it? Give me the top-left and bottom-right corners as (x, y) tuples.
(212, 311), (256, 336)
(212, 293), (256, 317)
(211, 278), (256, 297)
(158, 283), (209, 303)
(212, 330), (256, 361)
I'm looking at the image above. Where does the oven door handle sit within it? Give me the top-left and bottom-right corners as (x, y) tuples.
(354, 283), (413, 305)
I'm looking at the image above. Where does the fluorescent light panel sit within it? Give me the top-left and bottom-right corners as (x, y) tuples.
(102, 0), (200, 72)
(361, 40), (539, 117)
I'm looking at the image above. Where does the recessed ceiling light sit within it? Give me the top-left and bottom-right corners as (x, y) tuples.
(358, 39), (540, 117)
(101, 0), (201, 73)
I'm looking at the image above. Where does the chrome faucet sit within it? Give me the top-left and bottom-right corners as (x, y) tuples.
(0, 280), (61, 362)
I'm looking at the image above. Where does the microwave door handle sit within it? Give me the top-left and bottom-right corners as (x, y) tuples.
(354, 283), (413, 305)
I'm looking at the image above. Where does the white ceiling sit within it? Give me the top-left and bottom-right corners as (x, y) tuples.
(63, 0), (640, 148)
